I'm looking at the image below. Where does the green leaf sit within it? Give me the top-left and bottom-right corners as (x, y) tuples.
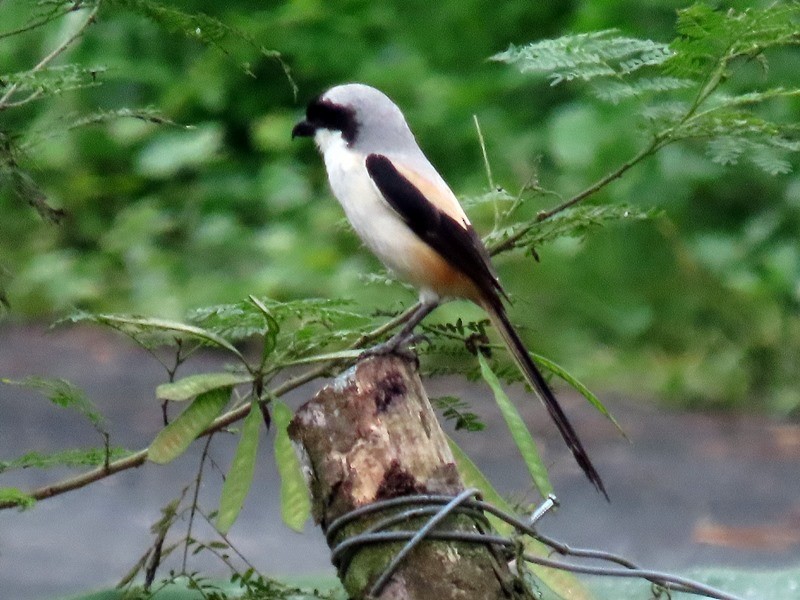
(0, 487), (36, 510)
(477, 353), (553, 498)
(1, 376), (106, 431)
(706, 135), (746, 166)
(66, 312), (247, 362)
(750, 144), (794, 176)
(111, 315), (245, 357)
(532, 353), (626, 438)
(432, 396), (485, 431)
(0, 447), (130, 473)
(156, 372), (253, 402)
(188, 301), (277, 342)
(248, 295), (280, 367)
(217, 402), (262, 534)
(272, 400), (310, 532)
(460, 188), (517, 211)
(187, 297), (371, 357)
(148, 387), (230, 464)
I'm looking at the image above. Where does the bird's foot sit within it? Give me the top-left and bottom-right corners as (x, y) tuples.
(359, 333), (428, 365)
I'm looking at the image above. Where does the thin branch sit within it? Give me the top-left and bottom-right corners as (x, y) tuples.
(0, 90), (45, 108)
(198, 507), (258, 573)
(534, 136), (663, 221)
(488, 135), (663, 256)
(473, 114), (495, 191)
(200, 305), (421, 434)
(0, 449), (148, 509)
(190, 541), (240, 573)
(182, 433), (215, 574)
(0, 5), (75, 41)
(0, 3), (99, 110)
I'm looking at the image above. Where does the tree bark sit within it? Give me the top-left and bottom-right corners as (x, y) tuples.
(288, 354), (524, 600)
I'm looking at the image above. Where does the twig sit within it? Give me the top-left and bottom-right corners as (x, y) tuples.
(0, 449), (148, 509)
(0, 3), (99, 110)
(198, 506), (258, 573)
(0, 91), (44, 108)
(473, 114), (496, 191)
(144, 526), (167, 590)
(488, 135), (663, 256)
(191, 541), (240, 573)
(143, 487), (190, 590)
(0, 5), (75, 41)
(182, 433), (215, 574)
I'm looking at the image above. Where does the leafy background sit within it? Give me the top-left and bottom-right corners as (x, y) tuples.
(1, 0), (799, 414)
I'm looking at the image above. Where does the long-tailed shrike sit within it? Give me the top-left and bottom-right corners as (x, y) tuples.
(292, 83), (606, 497)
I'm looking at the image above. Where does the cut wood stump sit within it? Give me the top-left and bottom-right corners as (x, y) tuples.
(288, 354), (529, 600)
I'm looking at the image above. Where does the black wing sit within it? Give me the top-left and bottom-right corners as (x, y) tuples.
(365, 153), (505, 301)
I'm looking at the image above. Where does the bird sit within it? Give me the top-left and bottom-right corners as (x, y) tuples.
(292, 83), (606, 498)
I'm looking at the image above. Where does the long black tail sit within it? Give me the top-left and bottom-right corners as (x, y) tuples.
(482, 298), (608, 500)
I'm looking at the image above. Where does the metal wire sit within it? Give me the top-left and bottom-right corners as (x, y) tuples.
(324, 491), (748, 600)
(369, 488), (481, 595)
(330, 504), (491, 576)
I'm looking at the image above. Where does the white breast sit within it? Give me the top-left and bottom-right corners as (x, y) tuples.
(315, 130), (440, 299)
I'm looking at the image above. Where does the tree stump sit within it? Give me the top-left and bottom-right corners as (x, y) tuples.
(288, 355), (525, 600)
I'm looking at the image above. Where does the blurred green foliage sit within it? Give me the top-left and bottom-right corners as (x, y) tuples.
(1, 0), (798, 413)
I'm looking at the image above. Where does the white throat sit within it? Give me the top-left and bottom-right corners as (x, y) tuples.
(314, 129), (348, 155)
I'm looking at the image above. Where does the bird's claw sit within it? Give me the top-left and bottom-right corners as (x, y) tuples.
(359, 333), (429, 366)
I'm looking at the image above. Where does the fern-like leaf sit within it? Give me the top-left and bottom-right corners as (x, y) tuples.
(1, 376), (106, 432)
(707, 136), (797, 175)
(668, 3), (800, 77)
(494, 5), (800, 183)
(592, 76), (694, 104)
(492, 30), (672, 86)
(485, 204), (660, 254)
(431, 396), (485, 432)
(189, 297), (376, 362)
(0, 487), (35, 509)
(0, 447), (130, 473)
(460, 188), (517, 210)
(750, 144), (794, 175)
(0, 64), (104, 102)
(98, 0), (295, 92)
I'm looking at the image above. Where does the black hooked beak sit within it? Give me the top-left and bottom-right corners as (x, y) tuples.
(291, 119), (316, 139)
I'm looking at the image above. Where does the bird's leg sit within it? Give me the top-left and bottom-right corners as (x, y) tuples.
(361, 299), (439, 360)
(389, 299), (439, 346)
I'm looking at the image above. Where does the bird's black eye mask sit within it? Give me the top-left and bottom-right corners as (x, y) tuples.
(293, 97), (359, 144)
